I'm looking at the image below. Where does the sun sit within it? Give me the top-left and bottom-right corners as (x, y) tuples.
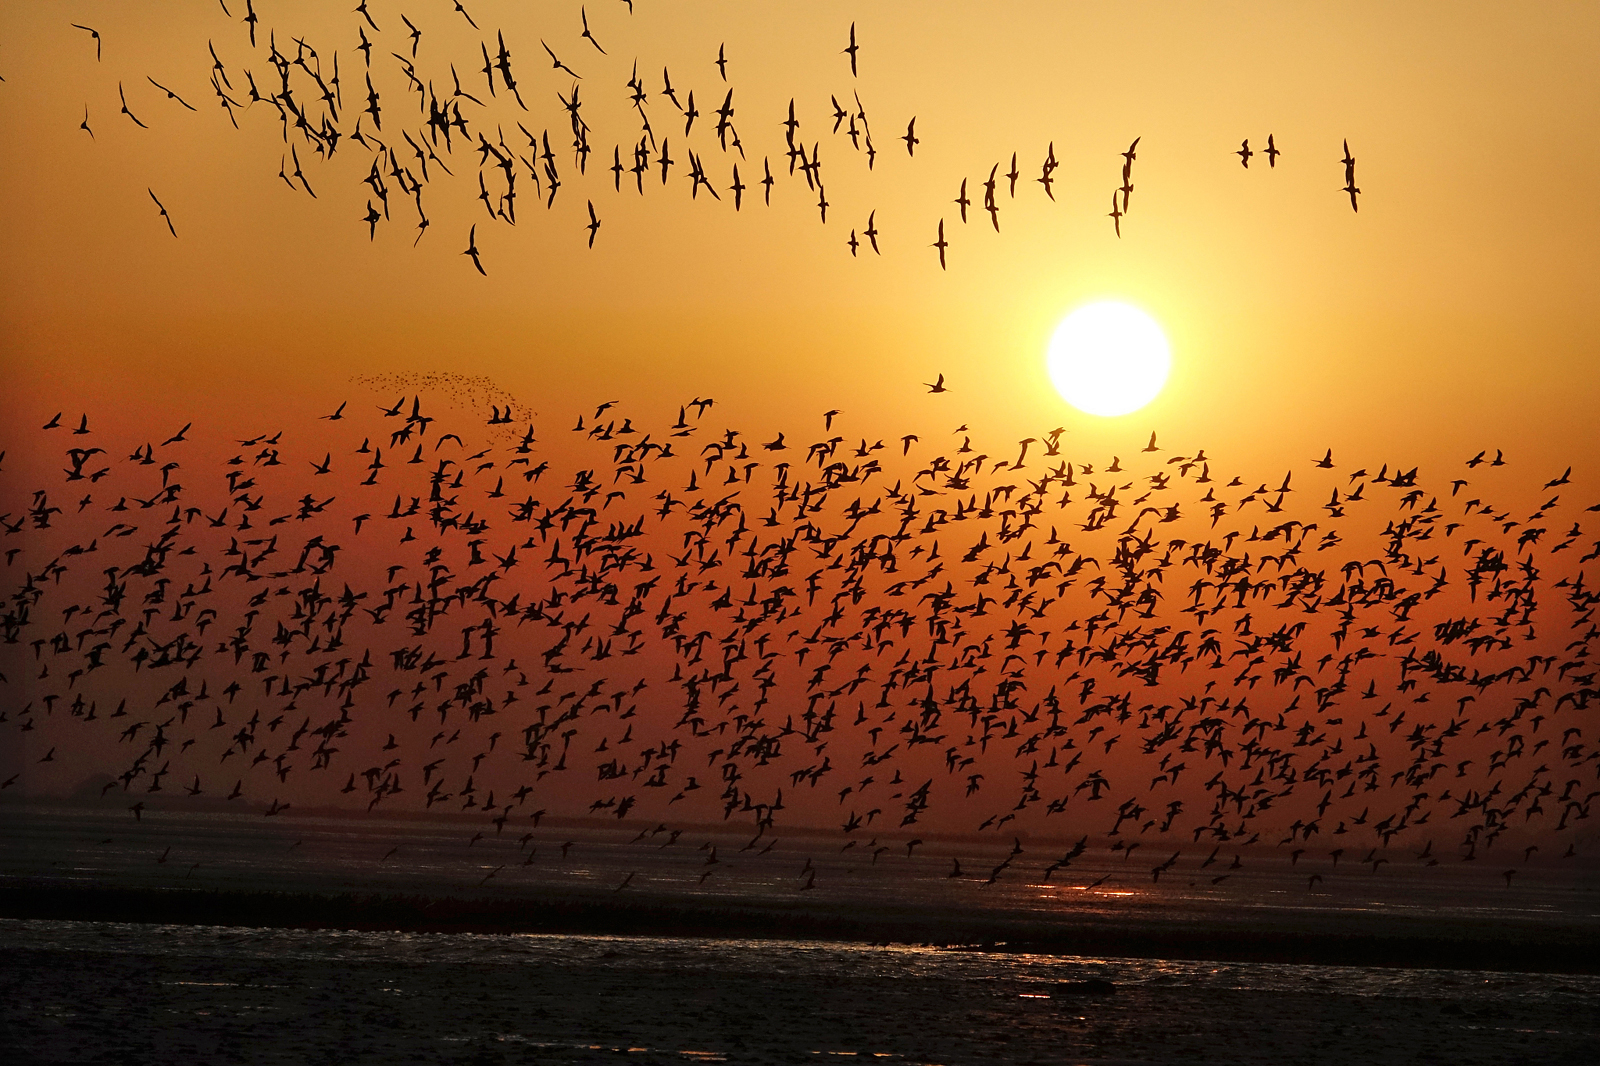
(1045, 302), (1171, 417)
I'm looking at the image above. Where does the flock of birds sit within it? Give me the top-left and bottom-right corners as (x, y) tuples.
(5, 5), (1578, 900)
(56, 3), (1362, 274)
(3, 372), (1596, 896)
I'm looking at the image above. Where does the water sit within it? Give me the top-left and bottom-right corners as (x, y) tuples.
(7, 803), (1596, 934)
(4, 918), (1599, 1065)
(5, 803), (1600, 1062)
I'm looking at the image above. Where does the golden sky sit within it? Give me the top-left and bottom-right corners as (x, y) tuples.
(4, 4), (1600, 851)
(2, 0), (1596, 475)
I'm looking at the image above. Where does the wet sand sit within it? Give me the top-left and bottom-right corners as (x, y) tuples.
(6, 805), (1599, 1064)
(4, 803), (1598, 974)
(4, 920), (1598, 1066)
(4, 877), (1598, 975)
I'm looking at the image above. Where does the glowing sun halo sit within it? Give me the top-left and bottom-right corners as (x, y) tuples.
(1046, 301), (1171, 417)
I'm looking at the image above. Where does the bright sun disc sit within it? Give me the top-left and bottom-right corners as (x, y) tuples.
(1046, 302), (1170, 417)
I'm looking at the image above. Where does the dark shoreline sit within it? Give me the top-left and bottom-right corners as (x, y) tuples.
(5, 878), (1597, 975)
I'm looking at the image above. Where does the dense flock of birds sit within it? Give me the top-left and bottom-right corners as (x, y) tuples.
(3, 373), (1596, 894)
(5, 6), (1583, 897)
(56, 2), (1361, 273)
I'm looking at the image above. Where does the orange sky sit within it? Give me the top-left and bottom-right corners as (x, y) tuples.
(2, 1), (1597, 474)
(3, 4), (1600, 852)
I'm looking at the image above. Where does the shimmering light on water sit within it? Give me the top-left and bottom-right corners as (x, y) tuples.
(4, 919), (1599, 1066)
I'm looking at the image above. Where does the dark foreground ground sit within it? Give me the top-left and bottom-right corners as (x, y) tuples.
(3, 804), (1598, 974)
(7, 805), (1599, 1064)
(2, 876), (1598, 974)
(4, 918), (1598, 1066)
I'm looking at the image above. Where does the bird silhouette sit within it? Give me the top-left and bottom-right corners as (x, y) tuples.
(463, 224), (487, 274)
(119, 83), (148, 128)
(580, 7), (607, 54)
(71, 24), (102, 61)
(147, 76), (198, 111)
(148, 189), (177, 237)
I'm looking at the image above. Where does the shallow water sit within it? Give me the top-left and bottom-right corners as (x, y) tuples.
(7, 803), (1597, 933)
(4, 918), (1599, 1066)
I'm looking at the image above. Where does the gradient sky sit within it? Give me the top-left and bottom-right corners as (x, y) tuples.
(3, 1), (1597, 472)
(3, 3), (1599, 849)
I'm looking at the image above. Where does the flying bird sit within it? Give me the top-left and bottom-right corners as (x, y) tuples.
(119, 83), (148, 128)
(541, 40), (581, 78)
(580, 7), (607, 53)
(147, 76), (198, 111)
(148, 189), (177, 237)
(71, 24), (101, 61)
(463, 224), (487, 274)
